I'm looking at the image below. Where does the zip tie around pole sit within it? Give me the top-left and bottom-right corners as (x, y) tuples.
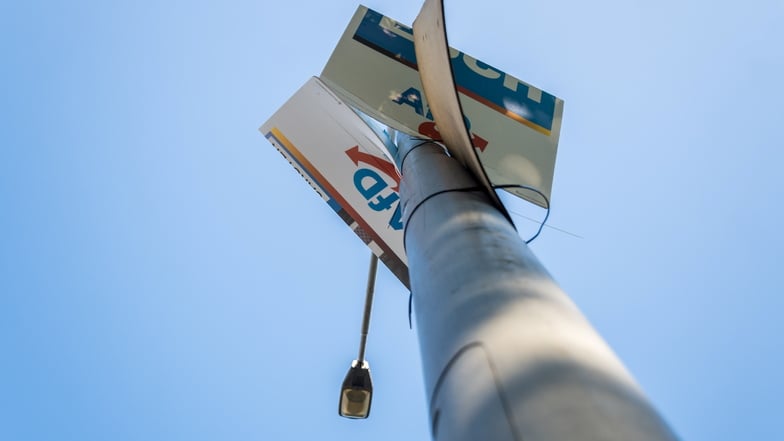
(492, 184), (551, 244)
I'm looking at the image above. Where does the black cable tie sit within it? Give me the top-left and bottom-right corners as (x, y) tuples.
(408, 291), (413, 330)
(492, 184), (551, 244)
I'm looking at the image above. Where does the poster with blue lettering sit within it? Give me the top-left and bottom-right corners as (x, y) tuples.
(260, 77), (409, 287)
(321, 5), (564, 208)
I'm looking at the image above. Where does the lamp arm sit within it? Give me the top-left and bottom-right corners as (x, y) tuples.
(357, 253), (378, 364)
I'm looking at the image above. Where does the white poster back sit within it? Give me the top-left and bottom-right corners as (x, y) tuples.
(321, 5), (564, 207)
(260, 77), (408, 287)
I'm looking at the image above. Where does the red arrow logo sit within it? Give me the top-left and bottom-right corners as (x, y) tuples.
(417, 122), (489, 152)
(345, 146), (401, 192)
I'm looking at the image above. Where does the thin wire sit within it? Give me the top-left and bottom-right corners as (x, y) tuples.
(507, 209), (583, 239)
(493, 184), (550, 244)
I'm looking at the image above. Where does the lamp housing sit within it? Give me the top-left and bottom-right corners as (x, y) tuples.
(338, 360), (373, 419)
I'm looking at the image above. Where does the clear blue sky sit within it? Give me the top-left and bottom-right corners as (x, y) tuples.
(2, 1), (782, 440)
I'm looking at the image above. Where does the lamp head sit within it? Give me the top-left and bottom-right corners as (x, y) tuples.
(338, 360), (373, 419)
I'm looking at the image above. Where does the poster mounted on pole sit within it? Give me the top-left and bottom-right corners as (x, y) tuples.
(412, 0), (510, 221)
(321, 5), (564, 208)
(260, 77), (409, 287)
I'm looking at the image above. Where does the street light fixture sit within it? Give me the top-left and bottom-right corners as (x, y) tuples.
(338, 253), (378, 419)
(339, 359), (373, 418)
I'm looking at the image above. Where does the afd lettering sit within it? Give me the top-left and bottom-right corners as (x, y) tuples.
(353, 8), (557, 133)
(392, 86), (489, 151)
(346, 146), (403, 231)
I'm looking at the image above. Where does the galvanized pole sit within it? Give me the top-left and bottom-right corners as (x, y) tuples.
(396, 133), (678, 441)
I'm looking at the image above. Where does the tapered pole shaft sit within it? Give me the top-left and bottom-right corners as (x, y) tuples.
(396, 133), (677, 441)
